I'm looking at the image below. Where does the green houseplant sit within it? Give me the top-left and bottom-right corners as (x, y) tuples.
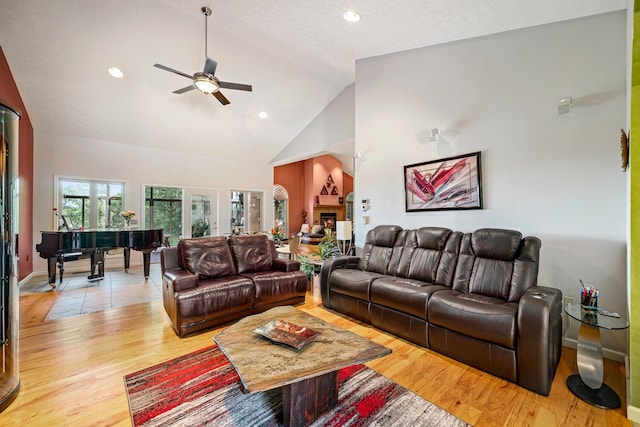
(297, 255), (317, 282)
(298, 229), (339, 287)
(313, 228), (339, 260)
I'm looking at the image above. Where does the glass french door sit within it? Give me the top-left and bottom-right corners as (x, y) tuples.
(184, 188), (218, 238)
(230, 190), (263, 234)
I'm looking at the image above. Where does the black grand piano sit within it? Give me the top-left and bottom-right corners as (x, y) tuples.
(36, 229), (164, 285)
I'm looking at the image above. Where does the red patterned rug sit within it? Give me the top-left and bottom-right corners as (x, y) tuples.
(124, 345), (471, 426)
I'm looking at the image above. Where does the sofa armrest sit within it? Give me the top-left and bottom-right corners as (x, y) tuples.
(517, 285), (563, 396)
(161, 268), (199, 338)
(161, 246), (179, 273)
(163, 269), (199, 291)
(320, 256), (361, 308)
(272, 258), (301, 272)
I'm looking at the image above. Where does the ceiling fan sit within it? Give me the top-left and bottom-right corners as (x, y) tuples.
(154, 6), (252, 105)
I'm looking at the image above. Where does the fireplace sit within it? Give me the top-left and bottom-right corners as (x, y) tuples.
(320, 213), (337, 231)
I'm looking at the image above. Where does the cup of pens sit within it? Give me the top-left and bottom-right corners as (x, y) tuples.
(579, 279), (598, 312)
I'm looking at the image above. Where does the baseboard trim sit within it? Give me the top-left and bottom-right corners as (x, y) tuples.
(627, 404), (640, 423)
(18, 272), (37, 286)
(562, 337), (627, 363)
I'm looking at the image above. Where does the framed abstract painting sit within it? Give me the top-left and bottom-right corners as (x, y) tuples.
(404, 151), (483, 212)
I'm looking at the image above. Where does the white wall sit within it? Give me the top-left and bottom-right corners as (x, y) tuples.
(32, 130), (273, 273)
(355, 12), (628, 354)
(271, 84), (355, 170)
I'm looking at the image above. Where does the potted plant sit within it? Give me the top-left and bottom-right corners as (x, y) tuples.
(313, 228), (339, 260)
(298, 255), (317, 282)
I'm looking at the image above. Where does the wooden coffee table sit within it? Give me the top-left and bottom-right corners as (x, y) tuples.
(213, 306), (391, 426)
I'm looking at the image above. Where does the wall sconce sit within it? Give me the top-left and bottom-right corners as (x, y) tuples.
(558, 97), (572, 114)
(427, 128), (441, 142)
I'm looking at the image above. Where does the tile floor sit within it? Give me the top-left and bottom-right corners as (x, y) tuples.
(20, 263), (163, 321)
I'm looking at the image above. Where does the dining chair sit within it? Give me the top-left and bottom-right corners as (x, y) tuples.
(288, 235), (301, 260)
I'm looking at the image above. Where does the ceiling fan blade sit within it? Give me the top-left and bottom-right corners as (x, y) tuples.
(218, 81), (253, 92)
(153, 63), (193, 80)
(173, 85), (195, 94)
(212, 91), (230, 105)
(204, 57), (218, 76)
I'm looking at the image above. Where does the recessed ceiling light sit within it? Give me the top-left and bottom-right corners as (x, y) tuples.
(343, 10), (361, 23)
(108, 67), (124, 78)
(259, 111), (269, 119)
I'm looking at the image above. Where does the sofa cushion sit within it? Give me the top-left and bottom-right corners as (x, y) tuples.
(471, 228), (522, 260)
(178, 236), (236, 279)
(370, 277), (449, 318)
(401, 227), (451, 282)
(469, 258), (514, 299)
(454, 229), (536, 301)
(359, 225), (403, 275)
(328, 269), (385, 300)
(176, 275), (254, 321)
(241, 270), (308, 306)
(229, 234), (273, 274)
(428, 290), (518, 349)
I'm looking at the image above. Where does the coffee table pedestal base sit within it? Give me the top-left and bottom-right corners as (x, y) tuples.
(567, 374), (620, 409)
(282, 371), (338, 426)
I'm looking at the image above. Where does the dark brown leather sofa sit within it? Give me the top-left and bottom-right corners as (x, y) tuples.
(161, 234), (308, 337)
(320, 225), (562, 396)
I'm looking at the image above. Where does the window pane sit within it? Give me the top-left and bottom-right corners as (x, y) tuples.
(59, 179), (125, 229)
(145, 186), (183, 244)
(191, 195), (211, 237)
(60, 180), (89, 229)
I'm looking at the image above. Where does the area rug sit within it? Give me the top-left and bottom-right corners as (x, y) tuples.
(124, 345), (471, 427)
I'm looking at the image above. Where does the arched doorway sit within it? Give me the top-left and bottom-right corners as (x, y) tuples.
(273, 184), (289, 237)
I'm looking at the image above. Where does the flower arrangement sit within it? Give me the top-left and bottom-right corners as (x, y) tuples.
(120, 210), (136, 228)
(120, 210), (136, 220)
(271, 220), (285, 240)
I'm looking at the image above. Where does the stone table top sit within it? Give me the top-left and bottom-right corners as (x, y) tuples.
(213, 306), (391, 393)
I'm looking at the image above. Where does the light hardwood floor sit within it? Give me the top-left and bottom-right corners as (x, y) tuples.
(1, 264), (631, 426)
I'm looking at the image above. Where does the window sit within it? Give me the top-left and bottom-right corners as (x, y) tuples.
(58, 178), (124, 229)
(144, 186), (183, 245)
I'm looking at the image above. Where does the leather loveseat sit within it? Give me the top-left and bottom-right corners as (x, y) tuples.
(320, 225), (562, 396)
(161, 234), (308, 337)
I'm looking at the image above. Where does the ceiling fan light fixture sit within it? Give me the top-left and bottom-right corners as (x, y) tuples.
(193, 73), (218, 94)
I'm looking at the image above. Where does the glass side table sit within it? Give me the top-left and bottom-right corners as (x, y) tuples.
(564, 304), (629, 409)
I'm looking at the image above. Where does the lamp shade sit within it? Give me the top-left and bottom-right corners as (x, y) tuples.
(193, 73), (218, 94)
(336, 221), (352, 241)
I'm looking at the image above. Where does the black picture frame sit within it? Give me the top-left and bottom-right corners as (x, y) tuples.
(404, 151), (483, 212)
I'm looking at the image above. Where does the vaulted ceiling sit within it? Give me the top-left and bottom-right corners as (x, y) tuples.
(0, 0), (626, 170)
